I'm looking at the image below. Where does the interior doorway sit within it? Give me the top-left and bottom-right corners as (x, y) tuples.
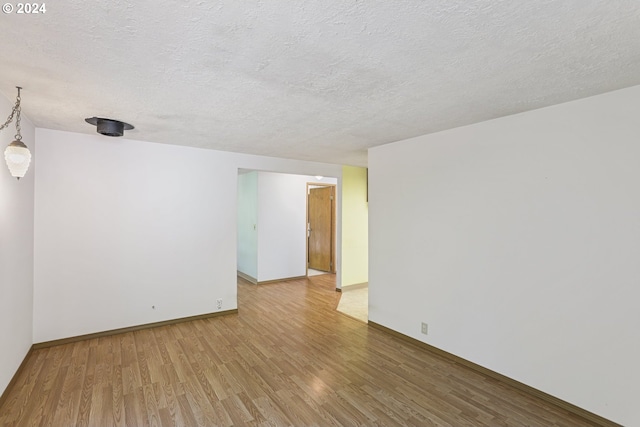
(307, 183), (336, 275)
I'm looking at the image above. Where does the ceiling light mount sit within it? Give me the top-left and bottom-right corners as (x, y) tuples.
(85, 116), (134, 137)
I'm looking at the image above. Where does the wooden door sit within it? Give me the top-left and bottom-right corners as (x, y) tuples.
(308, 186), (334, 272)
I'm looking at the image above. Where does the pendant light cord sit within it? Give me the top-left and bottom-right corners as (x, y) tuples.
(14, 87), (22, 141)
(0, 87), (22, 137)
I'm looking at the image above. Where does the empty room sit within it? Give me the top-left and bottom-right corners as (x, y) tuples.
(1, 1), (639, 426)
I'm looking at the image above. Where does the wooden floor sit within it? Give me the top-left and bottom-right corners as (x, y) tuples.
(0, 275), (599, 426)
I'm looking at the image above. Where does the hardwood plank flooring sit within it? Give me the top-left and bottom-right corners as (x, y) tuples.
(0, 275), (600, 426)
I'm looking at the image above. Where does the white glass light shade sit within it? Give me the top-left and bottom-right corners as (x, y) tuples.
(4, 140), (31, 179)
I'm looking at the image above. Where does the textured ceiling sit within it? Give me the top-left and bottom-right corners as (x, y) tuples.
(1, 1), (640, 166)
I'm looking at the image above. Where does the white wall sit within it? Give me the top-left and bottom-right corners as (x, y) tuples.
(33, 129), (342, 343)
(368, 85), (640, 426)
(257, 172), (308, 282)
(0, 95), (35, 396)
(237, 171), (258, 280)
(257, 172), (337, 282)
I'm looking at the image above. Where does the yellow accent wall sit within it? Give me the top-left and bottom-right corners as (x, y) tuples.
(341, 166), (368, 287)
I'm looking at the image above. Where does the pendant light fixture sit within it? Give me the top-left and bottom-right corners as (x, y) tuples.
(2, 87), (31, 180)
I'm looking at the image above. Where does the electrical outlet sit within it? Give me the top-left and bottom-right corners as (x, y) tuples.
(421, 322), (428, 335)
(216, 299), (222, 310)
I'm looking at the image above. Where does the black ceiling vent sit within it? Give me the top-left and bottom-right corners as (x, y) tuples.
(85, 117), (134, 137)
